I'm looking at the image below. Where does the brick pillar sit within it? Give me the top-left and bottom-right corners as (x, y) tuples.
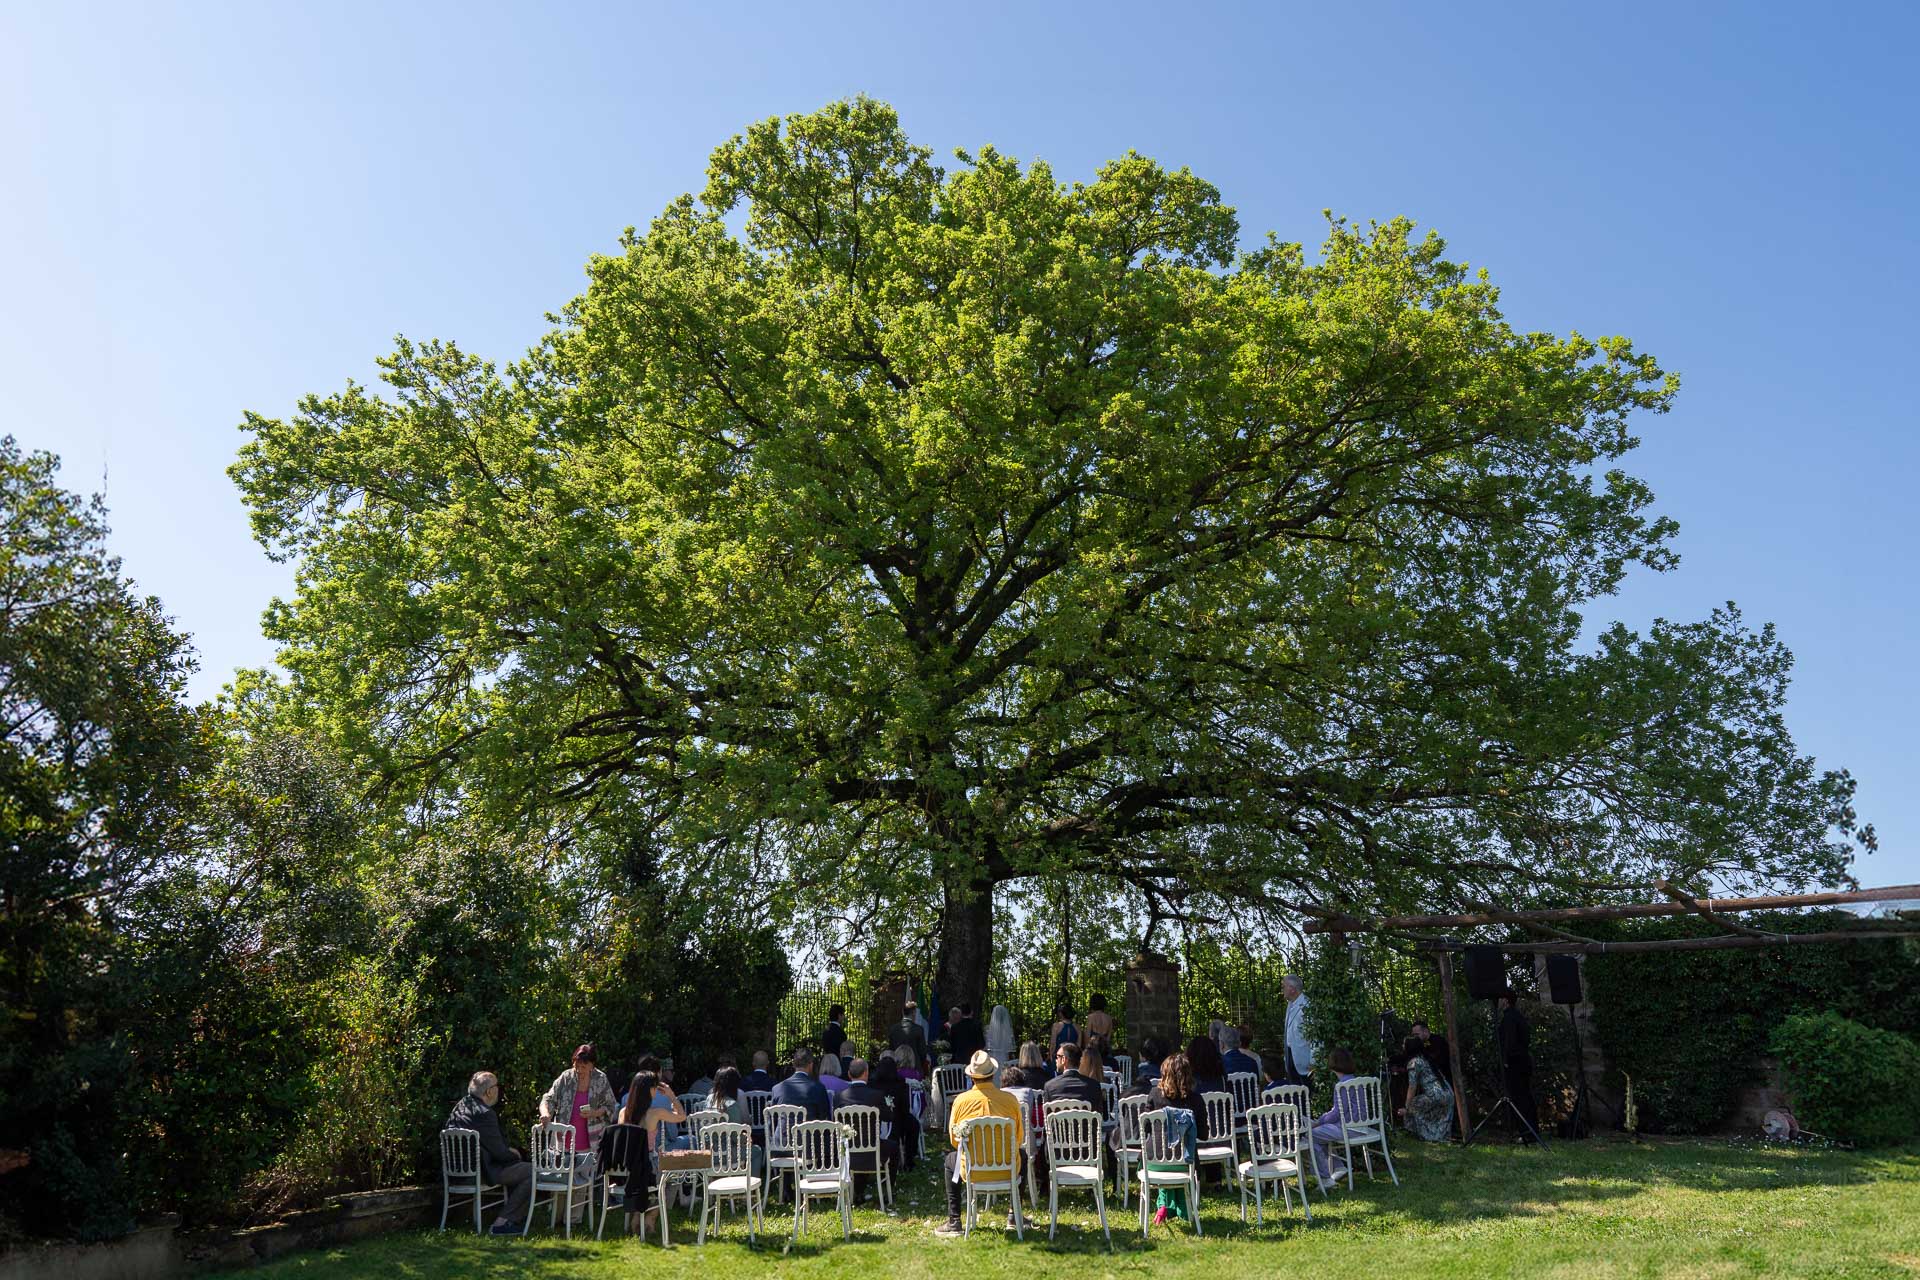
(870, 972), (910, 1055)
(1125, 951), (1180, 1057)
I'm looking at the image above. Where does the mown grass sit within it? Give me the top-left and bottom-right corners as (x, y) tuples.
(253, 1135), (1920, 1278)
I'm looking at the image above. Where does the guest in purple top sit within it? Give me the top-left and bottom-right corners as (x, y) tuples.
(1309, 1047), (1362, 1182)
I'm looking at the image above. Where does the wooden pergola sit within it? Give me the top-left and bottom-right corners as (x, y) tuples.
(1303, 882), (1920, 1140)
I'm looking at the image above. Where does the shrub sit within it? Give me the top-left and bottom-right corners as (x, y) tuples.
(1769, 1011), (1920, 1147)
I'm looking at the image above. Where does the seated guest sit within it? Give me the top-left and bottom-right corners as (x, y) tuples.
(834, 1057), (894, 1204)
(933, 1052), (1026, 1239)
(613, 1070), (682, 1237)
(1123, 1062), (1155, 1098)
(1236, 1023), (1258, 1068)
(893, 1043), (925, 1081)
(1186, 1034), (1228, 1098)
(617, 1053), (659, 1111)
(770, 1047), (831, 1120)
(742, 1049), (775, 1094)
(1145, 1052), (1206, 1224)
(819, 1053), (849, 1094)
(1221, 1026), (1260, 1079)
(538, 1044), (620, 1159)
(1042, 1042), (1109, 1119)
(1259, 1052), (1289, 1088)
(1017, 1041), (1053, 1084)
(874, 1054), (919, 1173)
(687, 1055), (726, 1102)
(1136, 1037), (1167, 1085)
(1396, 1036), (1456, 1142)
(446, 1070), (533, 1235)
(1309, 1048), (1362, 1185)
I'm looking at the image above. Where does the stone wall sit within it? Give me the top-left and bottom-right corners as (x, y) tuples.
(1125, 951), (1180, 1053)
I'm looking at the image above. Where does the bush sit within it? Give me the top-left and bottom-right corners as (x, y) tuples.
(1770, 1011), (1920, 1147)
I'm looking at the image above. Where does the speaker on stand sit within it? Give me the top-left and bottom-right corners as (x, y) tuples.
(1462, 945), (1549, 1147)
(1546, 954), (1602, 1138)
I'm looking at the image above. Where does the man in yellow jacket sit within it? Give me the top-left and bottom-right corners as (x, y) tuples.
(935, 1050), (1028, 1237)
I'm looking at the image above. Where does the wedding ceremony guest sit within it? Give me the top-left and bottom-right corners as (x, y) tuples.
(834, 1057), (894, 1204)
(933, 1052), (1026, 1239)
(1309, 1048), (1361, 1185)
(1221, 1026), (1259, 1078)
(1018, 1040), (1054, 1084)
(1396, 1036), (1455, 1141)
(445, 1070), (532, 1235)
(873, 1053), (919, 1172)
(742, 1050), (775, 1093)
(771, 1047), (831, 1120)
(615, 1070), (683, 1237)
(946, 1003), (985, 1063)
(986, 1005), (1017, 1068)
(1084, 994), (1114, 1050)
(538, 1044), (620, 1157)
(893, 1043), (925, 1081)
(819, 1004), (847, 1057)
(818, 1053), (849, 1095)
(889, 1001), (928, 1062)
(1145, 1052), (1205, 1223)
(1283, 975), (1317, 1087)
(1187, 1034), (1228, 1098)
(1049, 1002), (1080, 1054)
(1043, 1042), (1108, 1119)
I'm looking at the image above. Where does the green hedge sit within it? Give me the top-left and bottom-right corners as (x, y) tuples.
(1770, 1011), (1920, 1146)
(1583, 912), (1920, 1134)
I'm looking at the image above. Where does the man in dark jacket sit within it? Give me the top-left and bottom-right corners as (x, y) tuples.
(888, 1001), (928, 1062)
(741, 1049), (776, 1094)
(833, 1057), (895, 1204)
(445, 1070), (533, 1234)
(819, 1004), (847, 1057)
(771, 1048), (831, 1120)
(1497, 991), (1541, 1142)
(1042, 1044), (1108, 1119)
(945, 1003), (984, 1063)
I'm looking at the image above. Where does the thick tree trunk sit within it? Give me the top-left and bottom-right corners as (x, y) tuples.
(935, 872), (994, 1019)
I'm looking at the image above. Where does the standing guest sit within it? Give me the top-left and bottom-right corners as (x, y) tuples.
(1084, 994), (1114, 1051)
(986, 1005), (1017, 1069)
(1220, 1026), (1259, 1079)
(1145, 1052), (1206, 1224)
(446, 1071), (533, 1235)
(539, 1044), (620, 1160)
(771, 1047), (831, 1120)
(1186, 1034), (1228, 1098)
(1498, 990), (1541, 1142)
(1308, 1048), (1362, 1185)
(890, 1001), (929, 1062)
(893, 1043), (925, 1081)
(818, 1053), (849, 1095)
(1043, 1042), (1109, 1119)
(834, 1058), (895, 1204)
(1282, 975), (1317, 1087)
(742, 1050), (776, 1094)
(1049, 1002), (1080, 1055)
(874, 1054), (919, 1173)
(946, 1003), (985, 1064)
(819, 1004), (847, 1058)
(933, 1052), (1026, 1239)
(1018, 1041), (1054, 1085)
(1396, 1036), (1456, 1141)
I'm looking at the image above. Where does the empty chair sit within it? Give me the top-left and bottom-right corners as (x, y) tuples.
(790, 1120), (854, 1241)
(1044, 1106), (1111, 1245)
(763, 1103), (806, 1203)
(1333, 1075), (1399, 1189)
(1043, 1096), (1093, 1115)
(957, 1114), (1025, 1238)
(678, 1091), (705, 1116)
(697, 1121), (763, 1244)
(837, 1103), (893, 1212)
(1196, 1091), (1239, 1190)
(743, 1089), (772, 1136)
(1264, 1082), (1311, 1124)
(1135, 1109), (1202, 1237)
(1238, 1102), (1311, 1226)
(438, 1128), (502, 1234)
(1113, 1054), (1133, 1088)
(1101, 1080), (1119, 1116)
(1112, 1094), (1148, 1207)
(524, 1121), (592, 1238)
(684, 1108), (725, 1151)
(1228, 1071), (1261, 1154)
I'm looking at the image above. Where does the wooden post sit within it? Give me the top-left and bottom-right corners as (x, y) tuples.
(1438, 950), (1471, 1142)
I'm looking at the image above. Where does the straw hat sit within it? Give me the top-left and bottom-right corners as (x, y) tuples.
(966, 1050), (998, 1079)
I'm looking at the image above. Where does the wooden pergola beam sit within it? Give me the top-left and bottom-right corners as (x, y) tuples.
(1417, 928), (1920, 957)
(1306, 883), (1920, 935)
(1656, 879), (1778, 939)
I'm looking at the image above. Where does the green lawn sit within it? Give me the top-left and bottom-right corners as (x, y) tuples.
(256, 1136), (1920, 1279)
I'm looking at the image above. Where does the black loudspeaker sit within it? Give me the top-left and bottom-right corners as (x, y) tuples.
(1546, 954), (1583, 1005)
(1463, 945), (1508, 1000)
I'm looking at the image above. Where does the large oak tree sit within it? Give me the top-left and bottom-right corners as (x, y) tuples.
(234, 99), (1868, 1011)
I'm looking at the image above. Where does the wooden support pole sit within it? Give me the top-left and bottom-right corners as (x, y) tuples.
(1438, 950), (1471, 1141)
(1306, 883), (1920, 935)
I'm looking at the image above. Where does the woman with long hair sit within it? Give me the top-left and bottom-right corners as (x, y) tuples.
(1017, 1040), (1053, 1084)
(1186, 1033), (1227, 1098)
(1145, 1052), (1206, 1224)
(1397, 1036), (1455, 1141)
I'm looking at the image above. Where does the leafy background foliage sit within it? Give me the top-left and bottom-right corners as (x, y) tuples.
(1770, 1010), (1920, 1146)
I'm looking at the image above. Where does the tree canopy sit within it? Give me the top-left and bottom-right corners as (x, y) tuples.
(233, 98), (1868, 1009)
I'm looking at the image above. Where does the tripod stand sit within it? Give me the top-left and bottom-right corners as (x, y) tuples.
(1467, 1002), (1549, 1148)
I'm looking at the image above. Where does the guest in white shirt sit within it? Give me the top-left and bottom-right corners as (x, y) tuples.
(1283, 974), (1317, 1086)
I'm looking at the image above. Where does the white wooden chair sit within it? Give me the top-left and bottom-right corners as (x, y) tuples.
(743, 1090), (772, 1137)
(697, 1121), (763, 1244)
(1227, 1071), (1261, 1154)
(1112, 1094), (1148, 1207)
(1044, 1107), (1111, 1245)
(790, 1120), (854, 1241)
(1264, 1082), (1311, 1124)
(677, 1091), (705, 1117)
(685, 1108), (724, 1150)
(593, 1122), (645, 1240)
(1135, 1109), (1202, 1237)
(1113, 1054), (1133, 1088)
(1238, 1102), (1311, 1225)
(524, 1121), (591, 1237)
(906, 1079), (928, 1159)
(1196, 1091), (1239, 1190)
(837, 1103), (893, 1212)
(1333, 1075), (1398, 1188)
(1101, 1080), (1119, 1116)
(763, 1103), (806, 1203)
(958, 1114), (1025, 1238)
(932, 1063), (969, 1132)
(1043, 1096), (1092, 1115)
(438, 1128), (502, 1234)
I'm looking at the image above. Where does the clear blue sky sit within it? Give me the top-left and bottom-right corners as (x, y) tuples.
(3, 2), (1914, 886)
